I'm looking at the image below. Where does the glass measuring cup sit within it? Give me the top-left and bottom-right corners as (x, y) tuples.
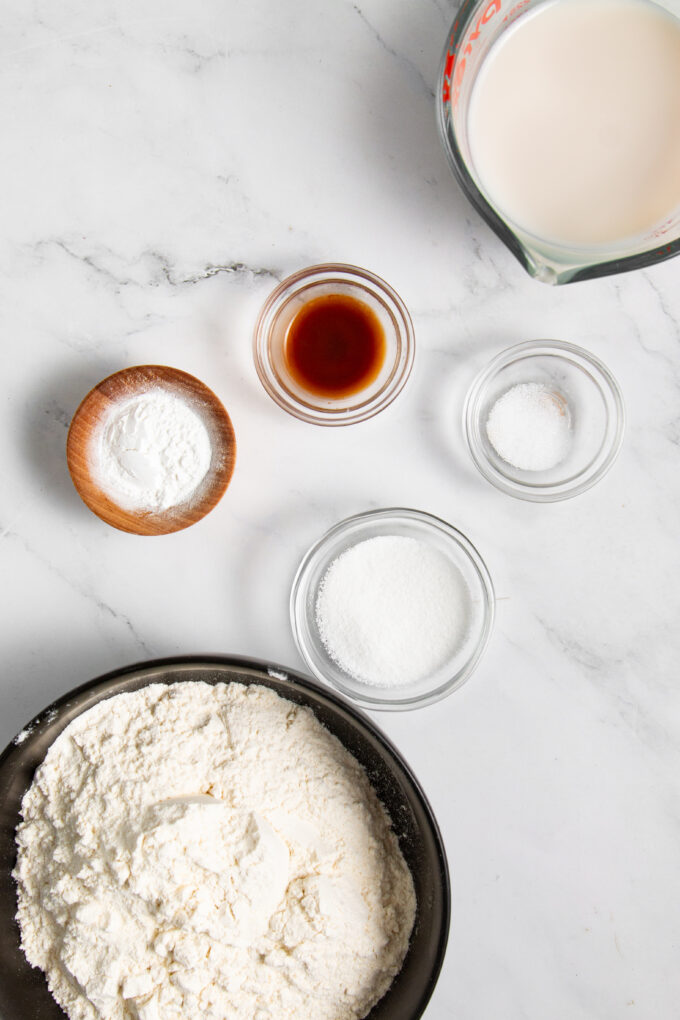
(436, 0), (680, 284)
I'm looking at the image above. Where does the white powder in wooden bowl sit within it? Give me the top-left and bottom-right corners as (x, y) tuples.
(14, 682), (415, 1020)
(91, 389), (212, 511)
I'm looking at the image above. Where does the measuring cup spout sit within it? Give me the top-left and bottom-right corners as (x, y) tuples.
(528, 261), (558, 287)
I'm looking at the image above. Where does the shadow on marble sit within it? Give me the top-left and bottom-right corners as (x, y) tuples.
(414, 330), (517, 491)
(228, 496), (377, 664)
(20, 362), (123, 519)
(346, 1), (476, 242)
(193, 269), (295, 414)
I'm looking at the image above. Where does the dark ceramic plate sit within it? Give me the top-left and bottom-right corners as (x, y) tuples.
(0, 656), (450, 1020)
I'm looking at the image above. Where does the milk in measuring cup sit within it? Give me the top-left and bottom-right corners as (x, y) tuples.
(467, 0), (680, 248)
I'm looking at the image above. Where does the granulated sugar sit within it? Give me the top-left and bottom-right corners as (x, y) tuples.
(486, 381), (571, 471)
(91, 388), (212, 511)
(14, 682), (415, 1020)
(315, 535), (470, 687)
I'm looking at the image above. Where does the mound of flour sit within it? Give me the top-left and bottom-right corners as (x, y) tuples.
(14, 682), (415, 1020)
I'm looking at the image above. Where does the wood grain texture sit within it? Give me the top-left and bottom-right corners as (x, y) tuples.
(66, 366), (236, 535)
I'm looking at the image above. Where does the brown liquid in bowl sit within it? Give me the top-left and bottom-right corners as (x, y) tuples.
(284, 293), (386, 399)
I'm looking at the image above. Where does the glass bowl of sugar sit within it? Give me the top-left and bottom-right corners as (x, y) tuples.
(463, 340), (625, 502)
(291, 508), (495, 711)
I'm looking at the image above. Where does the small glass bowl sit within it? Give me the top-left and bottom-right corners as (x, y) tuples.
(290, 508), (495, 711)
(463, 340), (625, 502)
(253, 264), (415, 426)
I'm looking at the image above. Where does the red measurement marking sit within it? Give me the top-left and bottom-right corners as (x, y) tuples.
(503, 0), (531, 23)
(443, 0), (502, 109)
(648, 215), (677, 240)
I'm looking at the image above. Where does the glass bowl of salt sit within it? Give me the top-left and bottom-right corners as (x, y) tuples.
(290, 508), (495, 711)
(463, 340), (625, 502)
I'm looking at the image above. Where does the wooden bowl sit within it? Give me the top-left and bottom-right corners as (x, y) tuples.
(66, 366), (236, 535)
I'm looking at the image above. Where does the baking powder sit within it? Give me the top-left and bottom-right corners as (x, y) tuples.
(91, 388), (212, 511)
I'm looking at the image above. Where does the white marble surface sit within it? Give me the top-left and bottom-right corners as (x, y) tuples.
(1, 1), (680, 1017)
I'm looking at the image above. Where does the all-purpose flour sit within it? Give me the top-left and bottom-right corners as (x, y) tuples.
(14, 682), (415, 1020)
(92, 389), (212, 511)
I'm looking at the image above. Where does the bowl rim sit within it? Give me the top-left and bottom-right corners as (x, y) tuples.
(290, 507), (496, 710)
(252, 263), (415, 426)
(463, 339), (626, 502)
(0, 654), (451, 1020)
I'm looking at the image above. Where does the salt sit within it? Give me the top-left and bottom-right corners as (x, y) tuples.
(92, 388), (212, 511)
(486, 381), (571, 471)
(315, 535), (470, 688)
